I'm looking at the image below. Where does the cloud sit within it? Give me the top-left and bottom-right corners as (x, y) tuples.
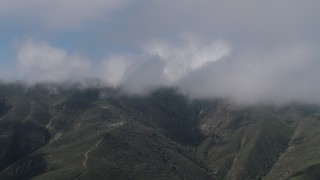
(0, 66), (13, 82)
(0, 0), (135, 30)
(107, 0), (320, 46)
(178, 43), (320, 104)
(12, 37), (320, 105)
(100, 55), (133, 87)
(99, 38), (231, 94)
(3, 0), (320, 104)
(143, 38), (231, 82)
(15, 39), (94, 84)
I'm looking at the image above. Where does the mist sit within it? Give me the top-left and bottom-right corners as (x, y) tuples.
(1, 0), (320, 104)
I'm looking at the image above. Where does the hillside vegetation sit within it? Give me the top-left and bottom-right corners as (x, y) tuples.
(0, 83), (319, 180)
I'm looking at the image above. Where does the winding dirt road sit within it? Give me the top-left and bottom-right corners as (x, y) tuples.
(73, 135), (105, 180)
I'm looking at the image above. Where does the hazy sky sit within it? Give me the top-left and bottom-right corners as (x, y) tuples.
(1, 0), (320, 104)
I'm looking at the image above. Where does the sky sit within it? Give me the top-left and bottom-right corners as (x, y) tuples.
(1, 0), (320, 104)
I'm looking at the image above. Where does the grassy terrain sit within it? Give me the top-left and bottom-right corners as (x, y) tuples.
(0, 82), (320, 179)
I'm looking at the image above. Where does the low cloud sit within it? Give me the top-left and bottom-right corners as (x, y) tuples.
(12, 38), (320, 105)
(2, 0), (320, 105)
(15, 39), (94, 84)
(178, 43), (320, 104)
(100, 38), (231, 94)
(143, 38), (231, 82)
(14, 38), (231, 93)
(0, 67), (13, 82)
(100, 55), (133, 87)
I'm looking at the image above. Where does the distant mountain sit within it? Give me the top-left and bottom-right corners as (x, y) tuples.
(0, 83), (319, 180)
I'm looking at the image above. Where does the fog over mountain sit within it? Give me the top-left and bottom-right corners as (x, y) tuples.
(2, 2), (320, 179)
(1, 0), (320, 104)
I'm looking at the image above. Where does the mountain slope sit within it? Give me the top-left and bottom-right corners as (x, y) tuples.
(0, 83), (319, 179)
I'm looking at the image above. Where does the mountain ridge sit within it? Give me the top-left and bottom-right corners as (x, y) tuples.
(0, 82), (319, 179)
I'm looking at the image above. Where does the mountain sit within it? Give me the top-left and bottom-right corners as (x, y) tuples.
(0, 82), (320, 180)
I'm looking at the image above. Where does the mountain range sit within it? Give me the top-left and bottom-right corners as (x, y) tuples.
(0, 82), (319, 180)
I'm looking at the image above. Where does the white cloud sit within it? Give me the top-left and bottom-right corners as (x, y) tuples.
(16, 39), (93, 84)
(4, 0), (320, 104)
(178, 43), (320, 104)
(101, 55), (133, 87)
(93, 38), (231, 94)
(144, 38), (231, 82)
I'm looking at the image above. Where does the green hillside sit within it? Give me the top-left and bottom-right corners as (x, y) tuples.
(0, 83), (319, 180)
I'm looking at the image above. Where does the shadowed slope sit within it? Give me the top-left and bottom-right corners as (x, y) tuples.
(0, 83), (319, 179)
